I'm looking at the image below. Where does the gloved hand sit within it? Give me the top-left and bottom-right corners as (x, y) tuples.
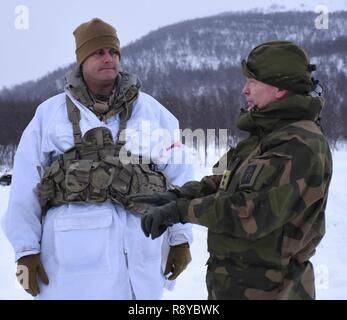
(16, 253), (49, 297)
(127, 191), (178, 206)
(164, 243), (192, 280)
(141, 201), (182, 239)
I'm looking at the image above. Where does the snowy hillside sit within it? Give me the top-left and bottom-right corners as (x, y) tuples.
(1, 146), (346, 300)
(1, 11), (347, 147)
(4, 11), (347, 99)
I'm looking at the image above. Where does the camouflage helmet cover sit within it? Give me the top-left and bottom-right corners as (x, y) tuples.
(242, 40), (316, 94)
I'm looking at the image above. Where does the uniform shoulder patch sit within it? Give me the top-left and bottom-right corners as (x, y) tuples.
(239, 163), (263, 189)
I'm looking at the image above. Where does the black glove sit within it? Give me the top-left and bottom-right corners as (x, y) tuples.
(127, 191), (178, 206)
(141, 201), (183, 239)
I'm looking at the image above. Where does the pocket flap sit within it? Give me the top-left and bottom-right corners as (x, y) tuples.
(65, 159), (93, 192)
(54, 211), (112, 231)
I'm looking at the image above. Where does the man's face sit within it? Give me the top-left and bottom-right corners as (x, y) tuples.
(242, 78), (282, 111)
(82, 47), (120, 84)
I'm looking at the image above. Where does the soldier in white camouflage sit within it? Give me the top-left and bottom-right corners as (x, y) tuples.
(3, 18), (193, 299)
(129, 40), (333, 300)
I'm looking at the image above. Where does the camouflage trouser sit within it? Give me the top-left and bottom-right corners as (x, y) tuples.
(205, 254), (315, 300)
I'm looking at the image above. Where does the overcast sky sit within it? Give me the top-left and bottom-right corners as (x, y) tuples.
(0, 0), (346, 89)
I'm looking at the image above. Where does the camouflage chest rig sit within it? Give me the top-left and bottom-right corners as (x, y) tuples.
(37, 94), (168, 215)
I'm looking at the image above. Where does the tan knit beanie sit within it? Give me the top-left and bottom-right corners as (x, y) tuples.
(73, 18), (120, 65)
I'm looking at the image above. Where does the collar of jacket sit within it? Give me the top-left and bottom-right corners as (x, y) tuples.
(236, 94), (324, 134)
(64, 65), (141, 121)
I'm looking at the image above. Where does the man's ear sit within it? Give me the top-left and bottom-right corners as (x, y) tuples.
(275, 88), (290, 99)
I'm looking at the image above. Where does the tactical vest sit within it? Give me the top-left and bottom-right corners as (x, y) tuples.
(37, 96), (168, 214)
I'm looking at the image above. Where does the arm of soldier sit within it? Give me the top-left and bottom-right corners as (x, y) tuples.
(2, 104), (49, 261)
(163, 142), (222, 199)
(128, 175), (222, 206)
(175, 146), (232, 199)
(177, 143), (328, 241)
(170, 175), (222, 199)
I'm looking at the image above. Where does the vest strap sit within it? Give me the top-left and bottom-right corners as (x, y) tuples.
(66, 96), (83, 147)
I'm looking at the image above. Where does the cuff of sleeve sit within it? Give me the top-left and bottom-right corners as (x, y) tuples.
(166, 222), (193, 246)
(15, 249), (40, 262)
(176, 198), (191, 223)
(171, 242), (189, 248)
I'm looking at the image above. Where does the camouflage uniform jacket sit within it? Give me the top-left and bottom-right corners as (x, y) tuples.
(176, 94), (333, 299)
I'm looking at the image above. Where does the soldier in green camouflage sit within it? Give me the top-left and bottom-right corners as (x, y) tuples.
(128, 41), (333, 300)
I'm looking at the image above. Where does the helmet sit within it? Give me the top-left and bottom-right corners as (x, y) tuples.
(242, 40), (316, 94)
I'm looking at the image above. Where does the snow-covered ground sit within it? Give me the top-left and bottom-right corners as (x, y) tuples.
(1, 146), (346, 300)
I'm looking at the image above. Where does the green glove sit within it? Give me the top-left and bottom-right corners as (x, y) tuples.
(164, 243), (192, 280)
(127, 191), (178, 206)
(16, 253), (49, 297)
(141, 201), (183, 239)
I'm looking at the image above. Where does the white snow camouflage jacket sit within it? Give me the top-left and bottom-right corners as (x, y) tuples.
(2, 91), (194, 299)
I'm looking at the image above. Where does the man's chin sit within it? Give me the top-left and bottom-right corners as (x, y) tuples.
(99, 74), (118, 82)
(99, 69), (117, 77)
